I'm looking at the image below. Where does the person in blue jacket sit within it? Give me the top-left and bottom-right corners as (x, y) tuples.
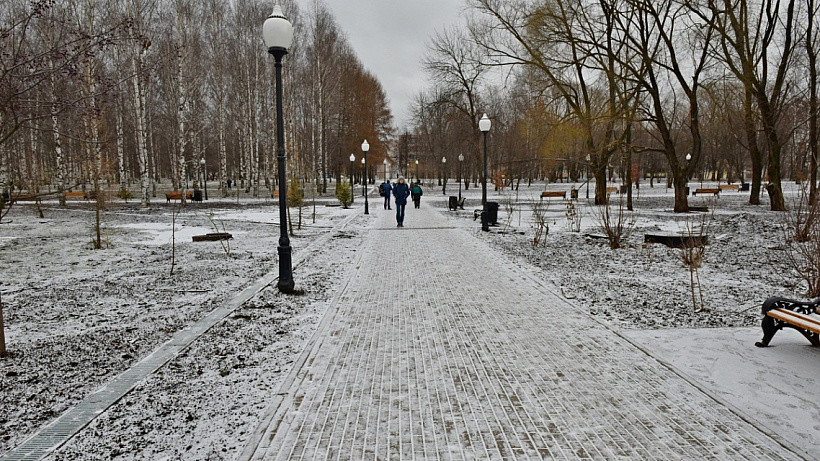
(381, 181), (392, 210)
(392, 176), (411, 227)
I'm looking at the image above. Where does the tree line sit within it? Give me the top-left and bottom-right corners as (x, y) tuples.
(0, 0), (393, 206)
(411, 0), (818, 212)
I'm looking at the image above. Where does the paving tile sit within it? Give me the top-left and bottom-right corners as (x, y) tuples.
(243, 205), (799, 460)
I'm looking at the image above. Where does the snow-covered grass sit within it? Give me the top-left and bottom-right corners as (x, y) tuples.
(0, 198), (364, 457)
(439, 180), (810, 330)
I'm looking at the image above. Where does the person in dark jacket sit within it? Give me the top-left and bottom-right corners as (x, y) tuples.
(392, 176), (411, 227)
(381, 181), (392, 210)
(411, 182), (423, 208)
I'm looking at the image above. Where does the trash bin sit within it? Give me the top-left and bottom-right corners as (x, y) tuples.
(192, 189), (203, 202)
(740, 183), (750, 192)
(448, 196), (458, 210)
(486, 201), (499, 225)
(570, 188), (578, 200)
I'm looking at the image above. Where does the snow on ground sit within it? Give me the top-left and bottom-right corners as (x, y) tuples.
(623, 327), (820, 460)
(0, 195), (365, 457)
(440, 181), (806, 330)
(1, 180), (818, 458)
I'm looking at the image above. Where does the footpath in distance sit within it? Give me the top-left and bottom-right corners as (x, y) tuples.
(242, 204), (799, 460)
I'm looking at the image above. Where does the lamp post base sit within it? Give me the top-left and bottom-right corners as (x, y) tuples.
(277, 245), (295, 293)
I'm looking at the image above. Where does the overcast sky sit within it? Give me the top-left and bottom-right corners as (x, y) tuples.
(323, 0), (468, 130)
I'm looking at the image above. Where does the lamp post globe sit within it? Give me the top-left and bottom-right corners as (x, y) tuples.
(264, 5), (294, 293)
(479, 113), (491, 231)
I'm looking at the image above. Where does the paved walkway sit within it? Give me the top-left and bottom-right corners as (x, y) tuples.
(242, 204), (798, 460)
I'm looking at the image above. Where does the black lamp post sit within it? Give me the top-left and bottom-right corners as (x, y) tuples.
(415, 159), (419, 182)
(479, 114), (491, 231)
(442, 157), (447, 194)
(362, 140), (369, 214)
(586, 154), (590, 199)
(200, 157), (208, 200)
(686, 153), (692, 193)
(458, 153), (464, 201)
(264, 5), (294, 293)
(383, 158), (388, 183)
(349, 153), (355, 204)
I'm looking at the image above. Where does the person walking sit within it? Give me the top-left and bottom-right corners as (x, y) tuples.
(392, 176), (410, 227)
(411, 182), (423, 208)
(381, 181), (392, 210)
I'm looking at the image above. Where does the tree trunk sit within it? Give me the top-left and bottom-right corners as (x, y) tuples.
(809, 2), (819, 204)
(594, 164), (607, 205)
(116, 97), (127, 195)
(673, 173), (690, 213)
(219, 100), (228, 197)
(743, 90), (764, 205)
(50, 59), (67, 206)
(759, 99), (787, 211)
(133, 40), (150, 206)
(0, 289), (6, 356)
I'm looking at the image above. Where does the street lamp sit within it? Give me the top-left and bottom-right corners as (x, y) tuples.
(479, 113), (491, 231)
(586, 154), (591, 199)
(200, 157), (208, 200)
(361, 158), (366, 196)
(349, 153), (356, 204)
(362, 140), (369, 215)
(415, 159), (419, 182)
(442, 157), (447, 194)
(263, 4), (294, 293)
(383, 158), (388, 183)
(458, 153), (464, 201)
(686, 153), (692, 193)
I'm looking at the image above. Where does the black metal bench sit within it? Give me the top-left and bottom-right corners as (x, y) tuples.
(755, 296), (820, 347)
(448, 196), (465, 211)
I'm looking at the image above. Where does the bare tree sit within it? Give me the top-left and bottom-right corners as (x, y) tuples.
(615, 0), (716, 213)
(469, 0), (636, 205)
(805, 0), (819, 203)
(699, 0), (799, 211)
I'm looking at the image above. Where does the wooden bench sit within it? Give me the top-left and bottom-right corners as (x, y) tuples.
(605, 187), (617, 194)
(540, 191), (566, 200)
(165, 190), (194, 202)
(65, 191), (86, 200)
(719, 184), (740, 192)
(11, 194), (38, 202)
(448, 196), (466, 210)
(755, 297), (820, 347)
(692, 188), (720, 196)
